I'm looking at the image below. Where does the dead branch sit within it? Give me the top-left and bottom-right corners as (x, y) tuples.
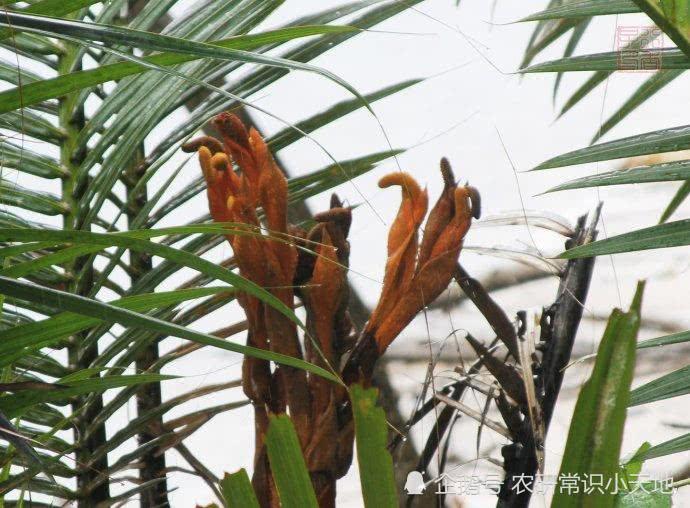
(497, 206), (600, 508)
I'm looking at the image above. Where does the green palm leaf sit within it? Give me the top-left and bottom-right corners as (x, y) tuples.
(0, 25), (359, 114)
(0, 276), (339, 383)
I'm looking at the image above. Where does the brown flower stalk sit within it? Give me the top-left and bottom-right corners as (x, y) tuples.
(183, 114), (478, 507)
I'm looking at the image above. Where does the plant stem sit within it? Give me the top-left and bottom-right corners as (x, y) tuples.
(58, 43), (110, 505)
(124, 148), (170, 507)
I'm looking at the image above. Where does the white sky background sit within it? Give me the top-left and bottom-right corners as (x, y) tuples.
(4, 0), (690, 505)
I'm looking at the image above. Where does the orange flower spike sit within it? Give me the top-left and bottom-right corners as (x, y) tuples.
(373, 174), (480, 353)
(314, 207), (352, 265)
(254, 130), (288, 235)
(431, 182), (477, 256)
(305, 229), (344, 361)
(366, 172), (428, 334)
(197, 146), (213, 180)
(198, 147), (232, 223)
(418, 158), (456, 267)
(250, 129), (297, 286)
(226, 196), (268, 287)
(426, 185), (475, 261)
(378, 172), (428, 256)
(227, 190), (288, 308)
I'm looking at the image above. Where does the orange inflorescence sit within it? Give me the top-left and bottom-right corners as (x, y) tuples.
(184, 113), (295, 290)
(184, 114), (311, 508)
(365, 159), (479, 353)
(184, 114), (357, 507)
(184, 113), (478, 507)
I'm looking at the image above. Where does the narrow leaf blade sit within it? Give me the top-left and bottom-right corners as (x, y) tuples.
(553, 282), (643, 508)
(265, 414), (318, 508)
(221, 469), (260, 508)
(351, 384), (397, 508)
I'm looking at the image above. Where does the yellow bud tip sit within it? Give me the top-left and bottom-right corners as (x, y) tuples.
(198, 146), (213, 178)
(211, 152), (230, 172)
(226, 196), (236, 213)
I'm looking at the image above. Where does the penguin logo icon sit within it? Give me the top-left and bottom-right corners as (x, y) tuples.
(404, 471), (426, 495)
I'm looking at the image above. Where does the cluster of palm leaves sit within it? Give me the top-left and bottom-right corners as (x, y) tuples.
(519, 0), (690, 479)
(0, 1), (435, 506)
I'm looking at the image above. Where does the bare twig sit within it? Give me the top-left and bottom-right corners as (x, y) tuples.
(434, 393), (511, 440)
(174, 442), (223, 505)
